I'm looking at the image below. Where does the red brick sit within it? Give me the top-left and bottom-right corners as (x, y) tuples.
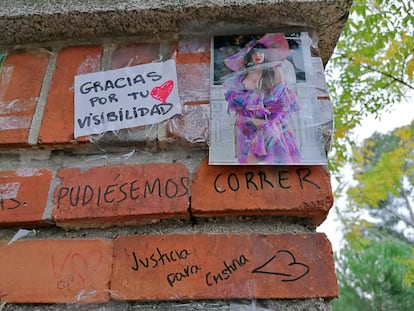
(111, 233), (338, 300)
(53, 163), (189, 228)
(0, 50), (50, 146)
(176, 37), (210, 65)
(176, 52), (210, 65)
(191, 159), (333, 225)
(176, 55), (210, 103)
(38, 45), (103, 145)
(111, 43), (160, 69)
(177, 38), (210, 55)
(163, 104), (209, 144)
(175, 38), (210, 105)
(0, 168), (52, 227)
(160, 43), (211, 148)
(0, 239), (113, 303)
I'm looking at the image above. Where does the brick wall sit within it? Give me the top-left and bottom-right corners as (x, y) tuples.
(0, 36), (338, 309)
(0, 41), (210, 148)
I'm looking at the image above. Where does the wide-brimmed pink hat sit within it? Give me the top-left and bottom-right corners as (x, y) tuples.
(224, 33), (289, 72)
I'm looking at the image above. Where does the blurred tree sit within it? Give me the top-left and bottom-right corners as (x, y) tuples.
(345, 121), (414, 243)
(333, 230), (414, 311)
(336, 121), (414, 291)
(326, 0), (414, 176)
(326, 0), (414, 302)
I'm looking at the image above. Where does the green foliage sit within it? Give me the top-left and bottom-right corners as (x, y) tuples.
(335, 121), (414, 304)
(329, 0), (414, 305)
(333, 231), (414, 311)
(345, 121), (414, 239)
(400, 248), (414, 287)
(0, 53), (4, 69)
(326, 0), (414, 175)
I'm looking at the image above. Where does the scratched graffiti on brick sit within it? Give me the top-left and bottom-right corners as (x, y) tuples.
(51, 250), (104, 294)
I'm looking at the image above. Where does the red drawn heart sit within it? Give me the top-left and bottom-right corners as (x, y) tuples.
(150, 80), (174, 104)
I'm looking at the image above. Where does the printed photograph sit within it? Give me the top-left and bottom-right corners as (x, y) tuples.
(209, 32), (329, 165)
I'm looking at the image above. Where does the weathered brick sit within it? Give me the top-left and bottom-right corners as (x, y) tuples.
(53, 163), (190, 228)
(191, 159), (333, 225)
(160, 42), (210, 148)
(0, 239), (113, 303)
(0, 168), (52, 227)
(158, 39), (210, 149)
(176, 53), (210, 103)
(176, 51), (210, 65)
(0, 50), (49, 146)
(111, 233), (338, 300)
(175, 37), (210, 105)
(111, 43), (160, 68)
(160, 104), (209, 148)
(177, 37), (210, 55)
(176, 63), (210, 103)
(38, 45), (103, 145)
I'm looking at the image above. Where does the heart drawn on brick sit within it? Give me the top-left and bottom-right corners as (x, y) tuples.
(251, 249), (310, 282)
(70, 251), (104, 283)
(150, 80), (174, 104)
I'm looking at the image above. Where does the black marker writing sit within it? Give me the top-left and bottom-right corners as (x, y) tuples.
(131, 248), (191, 271)
(205, 254), (249, 286)
(57, 176), (189, 208)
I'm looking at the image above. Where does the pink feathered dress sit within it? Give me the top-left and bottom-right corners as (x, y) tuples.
(224, 74), (301, 164)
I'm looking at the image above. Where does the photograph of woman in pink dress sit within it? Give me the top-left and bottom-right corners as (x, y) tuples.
(222, 33), (301, 164)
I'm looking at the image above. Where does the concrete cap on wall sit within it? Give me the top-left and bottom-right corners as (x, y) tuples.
(0, 0), (352, 64)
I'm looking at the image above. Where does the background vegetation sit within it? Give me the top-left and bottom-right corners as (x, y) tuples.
(326, 0), (414, 309)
